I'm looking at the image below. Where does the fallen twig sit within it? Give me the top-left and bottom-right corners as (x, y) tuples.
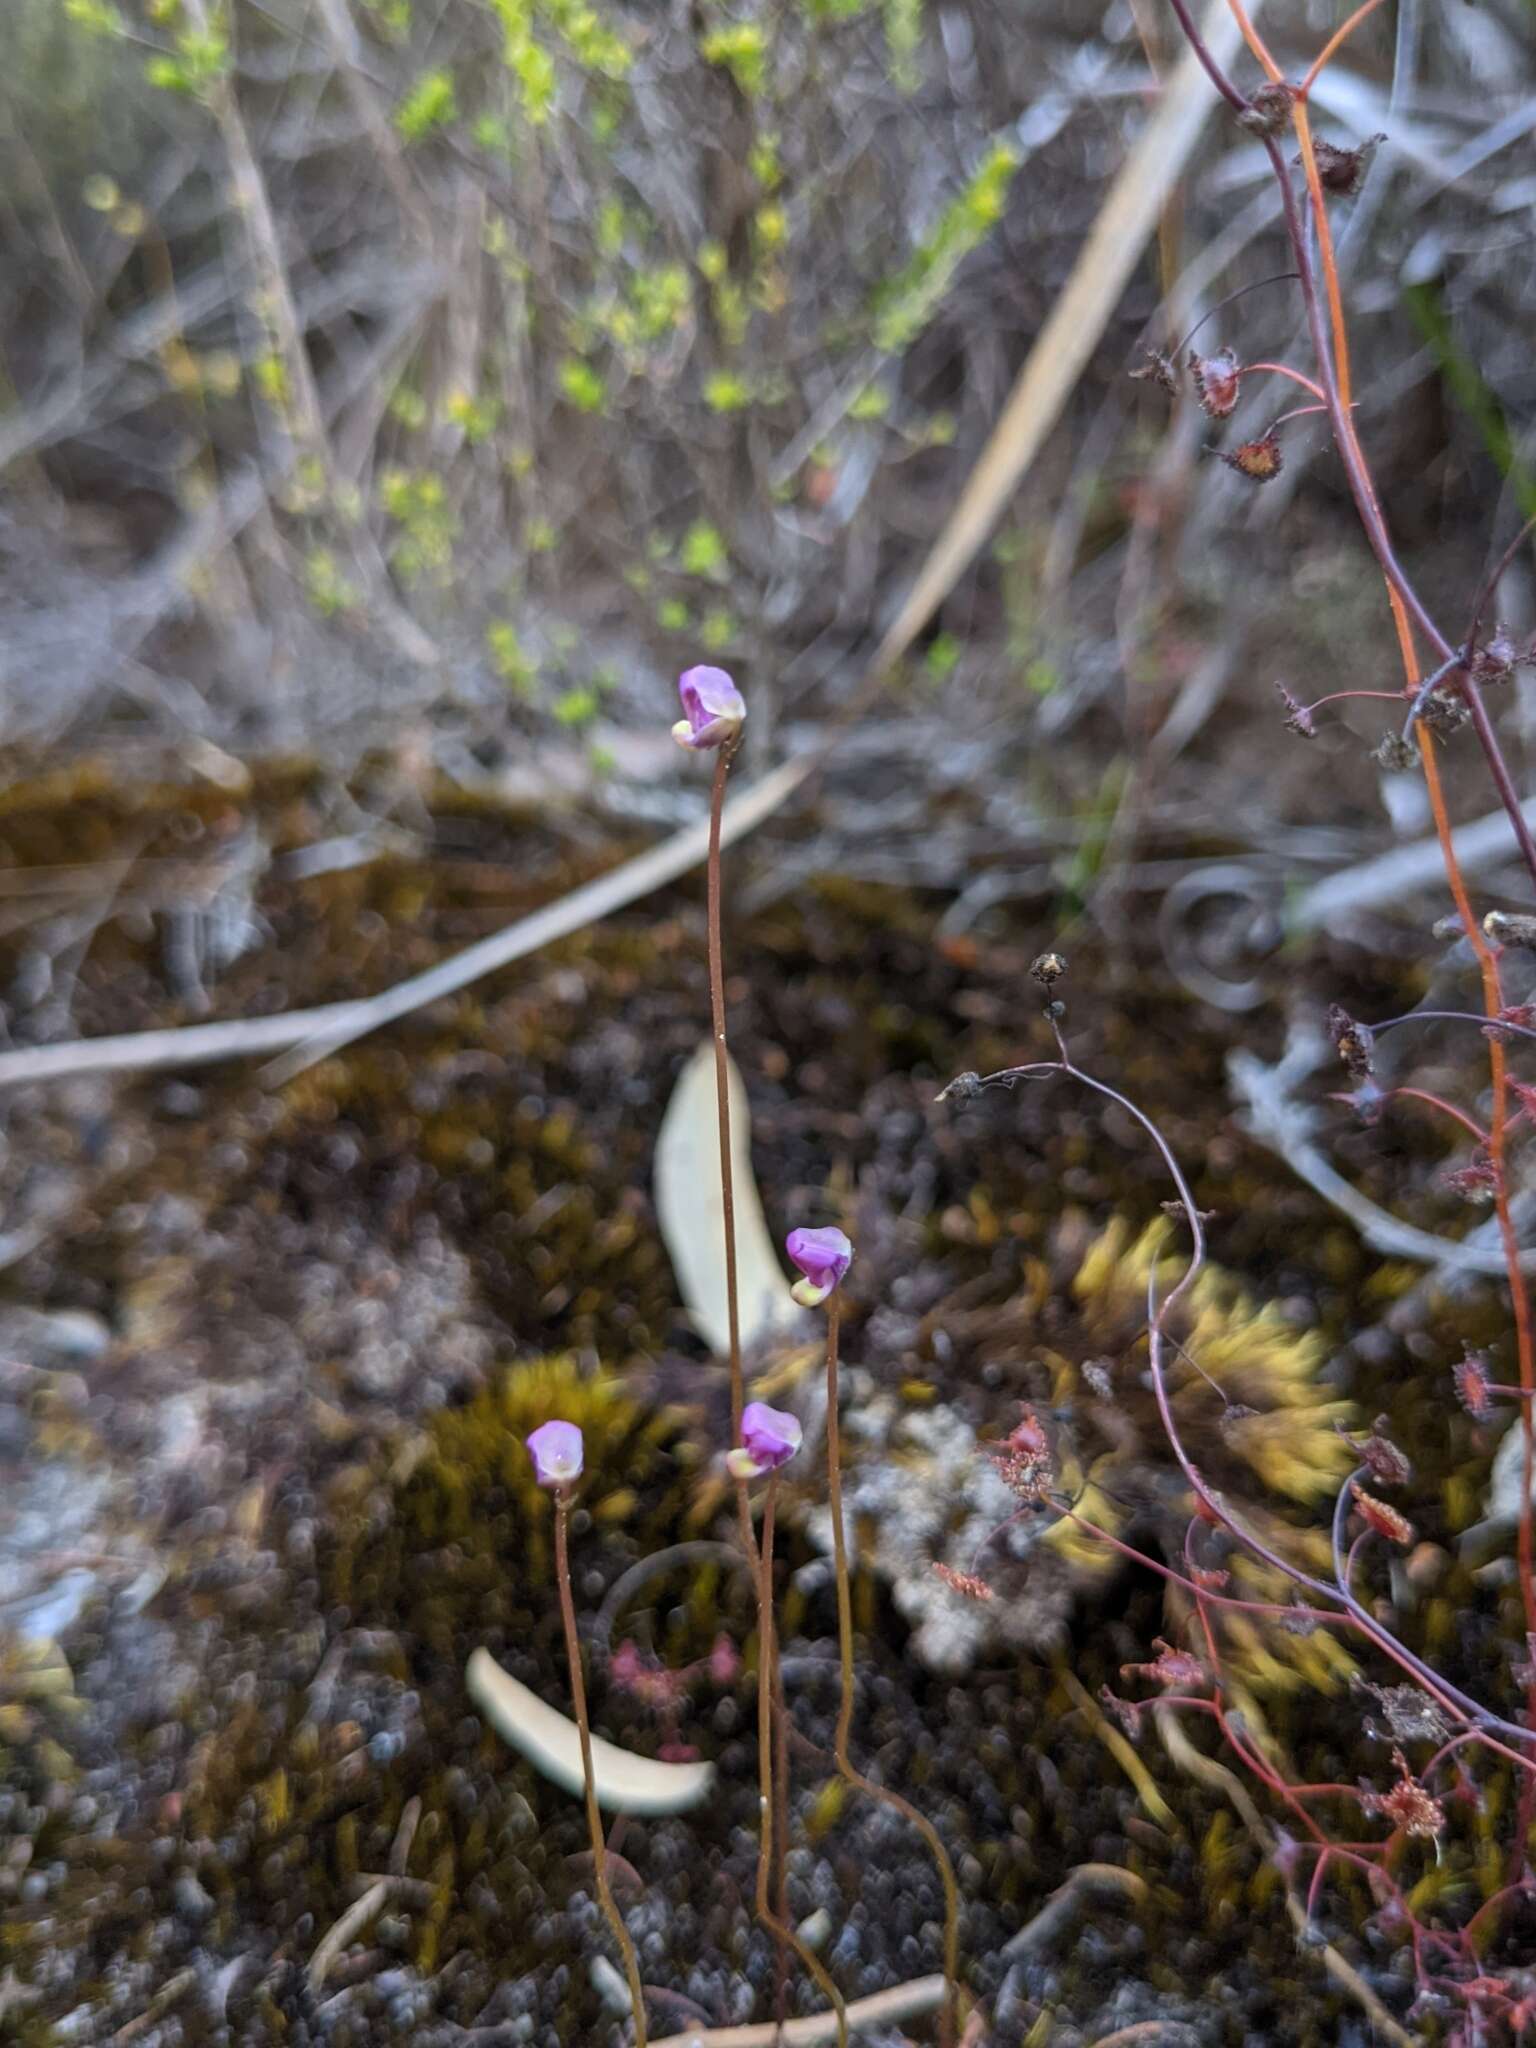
(649, 1973), (948, 2047)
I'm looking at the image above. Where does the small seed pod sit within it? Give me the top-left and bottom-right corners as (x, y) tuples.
(1030, 950), (1068, 986)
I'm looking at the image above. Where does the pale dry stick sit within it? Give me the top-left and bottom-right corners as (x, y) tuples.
(823, 1297), (960, 2048)
(649, 1975), (947, 2048)
(308, 1877), (406, 1992)
(0, 16), (1245, 1097)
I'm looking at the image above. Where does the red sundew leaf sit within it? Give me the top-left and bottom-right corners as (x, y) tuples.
(1351, 1485), (1414, 1546)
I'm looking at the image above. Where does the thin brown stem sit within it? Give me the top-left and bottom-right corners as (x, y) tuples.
(707, 737), (744, 1434)
(554, 1494), (648, 2048)
(754, 1480), (848, 2044)
(823, 1299), (960, 2048)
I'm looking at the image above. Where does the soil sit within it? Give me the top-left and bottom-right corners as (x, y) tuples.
(0, 766), (1526, 2047)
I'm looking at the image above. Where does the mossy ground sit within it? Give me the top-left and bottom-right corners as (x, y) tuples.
(0, 767), (1527, 2044)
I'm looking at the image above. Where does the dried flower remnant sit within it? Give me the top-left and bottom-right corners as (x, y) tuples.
(1276, 681), (1316, 737)
(527, 1419), (584, 1491)
(1484, 910), (1536, 951)
(1304, 133), (1386, 198)
(727, 1400), (803, 1479)
(1442, 1157), (1499, 1206)
(1469, 627), (1522, 687)
(1030, 950), (1068, 987)
(1352, 1486), (1414, 1546)
(1355, 1680), (1450, 1747)
(932, 1563), (993, 1602)
(1130, 348), (1178, 396)
(671, 663), (746, 751)
(1188, 346), (1241, 419)
(1236, 79), (1295, 136)
(1327, 1004), (1375, 1082)
(989, 1405), (1054, 1501)
(1220, 430), (1283, 483)
(1420, 686), (1471, 739)
(1122, 1639), (1207, 1690)
(1454, 1352), (1496, 1423)
(1341, 1418), (1412, 1488)
(786, 1225), (854, 1310)
(1361, 1749), (1445, 1840)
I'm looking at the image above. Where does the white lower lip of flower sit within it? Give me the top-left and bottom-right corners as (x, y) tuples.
(790, 1277), (832, 1308)
(726, 1447), (765, 1479)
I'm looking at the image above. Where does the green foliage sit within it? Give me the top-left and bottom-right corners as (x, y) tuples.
(703, 372), (753, 413)
(379, 467), (458, 580)
(143, 6), (230, 99)
(872, 138), (1020, 353)
(700, 21), (770, 94)
(557, 357), (607, 412)
(679, 521), (728, 578)
(63, 0), (124, 36)
(552, 685), (599, 726)
(304, 548), (361, 618)
(443, 390), (501, 443)
(1405, 280), (1536, 517)
(486, 621), (538, 693)
(395, 66), (457, 141)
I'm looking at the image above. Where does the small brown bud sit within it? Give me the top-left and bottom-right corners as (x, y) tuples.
(1188, 345), (1242, 420)
(1469, 627), (1520, 687)
(1031, 950), (1068, 986)
(1236, 80), (1295, 136)
(1219, 429), (1283, 483)
(935, 1070), (982, 1104)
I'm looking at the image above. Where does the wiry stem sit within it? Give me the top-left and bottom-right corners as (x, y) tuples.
(707, 737), (745, 1436)
(823, 1299), (961, 2048)
(753, 1480), (848, 2045)
(554, 1494), (649, 2048)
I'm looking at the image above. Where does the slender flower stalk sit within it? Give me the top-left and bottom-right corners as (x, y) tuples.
(532, 1427), (648, 2048)
(827, 1297), (961, 2047)
(751, 1475), (848, 2046)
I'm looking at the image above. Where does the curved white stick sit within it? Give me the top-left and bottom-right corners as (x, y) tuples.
(466, 1647), (716, 1816)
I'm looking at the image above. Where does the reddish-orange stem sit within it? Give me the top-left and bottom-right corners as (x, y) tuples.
(1300, 0), (1386, 98)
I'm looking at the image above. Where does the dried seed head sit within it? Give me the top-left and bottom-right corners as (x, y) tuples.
(1275, 681), (1316, 737)
(1373, 731), (1419, 773)
(1420, 685), (1470, 738)
(1327, 1003), (1375, 1081)
(1236, 79), (1296, 136)
(1188, 346), (1242, 420)
(1130, 348), (1178, 396)
(1081, 1357), (1115, 1399)
(1304, 133), (1386, 198)
(1220, 430), (1283, 483)
(935, 1069), (983, 1104)
(1031, 950), (1068, 986)
(1469, 628), (1521, 687)
(1484, 910), (1536, 951)
(1355, 1680), (1450, 1746)
(1351, 1485), (1414, 1546)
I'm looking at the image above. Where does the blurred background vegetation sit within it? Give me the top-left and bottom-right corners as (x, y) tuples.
(1, 0), (1532, 816)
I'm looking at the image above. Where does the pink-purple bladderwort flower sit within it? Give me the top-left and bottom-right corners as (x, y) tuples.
(727, 1400), (802, 1480)
(526, 1419), (584, 1491)
(672, 665), (746, 751)
(786, 1225), (853, 1309)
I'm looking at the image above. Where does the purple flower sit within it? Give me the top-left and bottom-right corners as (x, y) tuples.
(785, 1225), (853, 1309)
(527, 1419), (584, 1490)
(726, 1401), (802, 1480)
(672, 665), (746, 751)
